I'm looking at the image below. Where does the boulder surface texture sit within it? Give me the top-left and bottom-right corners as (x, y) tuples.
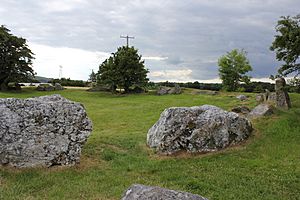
(248, 104), (273, 118)
(121, 184), (208, 200)
(147, 105), (252, 154)
(0, 94), (92, 168)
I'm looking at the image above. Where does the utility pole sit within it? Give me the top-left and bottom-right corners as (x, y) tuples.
(120, 35), (135, 47)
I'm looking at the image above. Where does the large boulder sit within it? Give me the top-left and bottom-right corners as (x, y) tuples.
(121, 184), (208, 200)
(147, 105), (252, 154)
(0, 94), (92, 168)
(275, 78), (291, 109)
(248, 104), (274, 119)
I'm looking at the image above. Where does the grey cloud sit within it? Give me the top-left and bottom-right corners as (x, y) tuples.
(0, 0), (299, 80)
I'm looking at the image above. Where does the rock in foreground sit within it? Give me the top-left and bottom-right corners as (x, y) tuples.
(0, 95), (92, 168)
(121, 184), (208, 200)
(147, 105), (252, 154)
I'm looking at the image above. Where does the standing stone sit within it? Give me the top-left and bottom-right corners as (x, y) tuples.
(147, 105), (252, 154)
(121, 184), (208, 200)
(0, 94), (92, 168)
(275, 78), (291, 109)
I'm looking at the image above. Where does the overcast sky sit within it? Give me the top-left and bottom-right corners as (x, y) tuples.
(0, 0), (299, 82)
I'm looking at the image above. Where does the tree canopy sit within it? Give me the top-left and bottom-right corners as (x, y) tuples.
(270, 14), (300, 77)
(0, 25), (34, 90)
(218, 49), (252, 91)
(97, 46), (149, 93)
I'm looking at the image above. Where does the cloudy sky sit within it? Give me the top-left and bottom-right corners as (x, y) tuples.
(0, 0), (299, 82)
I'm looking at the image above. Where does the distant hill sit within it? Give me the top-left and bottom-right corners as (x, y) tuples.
(34, 76), (53, 83)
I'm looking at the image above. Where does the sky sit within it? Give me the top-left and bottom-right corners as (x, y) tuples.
(0, 0), (299, 82)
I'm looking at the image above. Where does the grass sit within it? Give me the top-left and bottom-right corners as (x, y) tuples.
(0, 88), (299, 200)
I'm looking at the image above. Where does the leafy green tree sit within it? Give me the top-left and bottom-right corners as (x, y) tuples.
(218, 49), (252, 91)
(270, 14), (300, 77)
(97, 46), (149, 93)
(0, 25), (34, 90)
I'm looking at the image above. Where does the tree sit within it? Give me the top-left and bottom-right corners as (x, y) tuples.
(97, 46), (149, 93)
(270, 14), (300, 77)
(88, 70), (97, 82)
(218, 49), (252, 91)
(0, 25), (34, 90)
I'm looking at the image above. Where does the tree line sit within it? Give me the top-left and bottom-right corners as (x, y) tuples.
(0, 14), (299, 92)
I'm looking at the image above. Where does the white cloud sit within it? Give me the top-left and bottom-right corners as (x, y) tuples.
(29, 42), (110, 80)
(149, 69), (193, 82)
(142, 56), (168, 61)
(40, 0), (87, 13)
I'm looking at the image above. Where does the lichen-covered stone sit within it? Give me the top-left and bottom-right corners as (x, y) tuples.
(248, 104), (274, 118)
(36, 83), (55, 91)
(0, 94), (92, 168)
(157, 84), (181, 95)
(147, 105), (252, 154)
(121, 184), (208, 200)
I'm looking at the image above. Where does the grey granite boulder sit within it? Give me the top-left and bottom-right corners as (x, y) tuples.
(147, 105), (252, 154)
(36, 83), (55, 91)
(157, 84), (181, 95)
(248, 104), (274, 118)
(0, 94), (92, 168)
(54, 83), (64, 90)
(121, 184), (208, 200)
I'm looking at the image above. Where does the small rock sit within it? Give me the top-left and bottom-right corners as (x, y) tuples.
(121, 184), (208, 200)
(157, 84), (181, 95)
(236, 95), (247, 101)
(231, 106), (251, 114)
(54, 83), (64, 90)
(248, 104), (274, 118)
(36, 83), (55, 91)
(256, 94), (264, 102)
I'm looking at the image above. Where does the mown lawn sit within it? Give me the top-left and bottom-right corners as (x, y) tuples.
(0, 88), (299, 200)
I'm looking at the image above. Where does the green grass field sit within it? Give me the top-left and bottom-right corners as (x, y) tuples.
(0, 88), (299, 200)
